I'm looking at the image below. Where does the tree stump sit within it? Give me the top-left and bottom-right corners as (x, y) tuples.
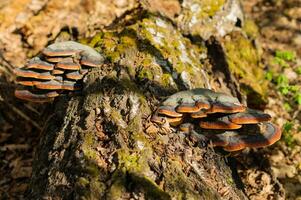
(28, 1), (267, 199)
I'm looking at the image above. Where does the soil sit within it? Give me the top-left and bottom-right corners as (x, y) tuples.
(240, 1), (301, 199)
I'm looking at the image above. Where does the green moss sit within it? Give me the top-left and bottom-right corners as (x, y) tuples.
(223, 32), (268, 106)
(138, 95), (151, 114)
(126, 115), (142, 132)
(90, 181), (106, 198)
(181, 0), (225, 24)
(118, 150), (141, 171)
(117, 137), (150, 173)
(282, 122), (296, 148)
(89, 32), (103, 47)
(105, 108), (167, 198)
(92, 32), (120, 62)
(76, 131), (106, 199)
(142, 57), (153, 66)
(85, 165), (100, 177)
(129, 173), (171, 200)
(116, 34), (137, 54)
(127, 123), (150, 153)
(87, 14), (208, 90)
(226, 177), (234, 185)
(164, 160), (217, 199)
(82, 133), (99, 164)
(106, 170), (127, 199)
(55, 31), (73, 42)
(136, 15), (207, 88)
(110, 109), (125, 126)
(107, 151), (141, 198)
(78, 177), (90, 187)
(240, 84), (267, 107)
(111, 148), (170, 199)
(161, 73), (174, 87)
(198, 0), (225, 18)
(243, 19), (259, 39)
(137, 66), (154, 80)
(108, 140), (152, 198)
(82, 133), (97, 157)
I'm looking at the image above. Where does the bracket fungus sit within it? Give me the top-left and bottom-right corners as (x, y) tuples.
(151, 88), (281, 151)
(14, 41), (104, 102)
(14, 41), (281, 151)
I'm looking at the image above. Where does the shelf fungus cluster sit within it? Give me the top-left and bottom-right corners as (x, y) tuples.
(151, 88), (281, 151)
(14, 41), (104, 102)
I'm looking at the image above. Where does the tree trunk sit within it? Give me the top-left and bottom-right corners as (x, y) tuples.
(28, 1), (265, 199)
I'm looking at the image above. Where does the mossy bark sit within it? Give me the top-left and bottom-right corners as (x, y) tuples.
(27, 1), (266, 199)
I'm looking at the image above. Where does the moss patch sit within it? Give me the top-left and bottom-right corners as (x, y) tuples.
(164, 160), (218, 199)
(243, 19), (259, 39)
(88, 13), (209, 90)
(107, 147), (170, 199)
(76, 131), (106, 199)
(223, 32), (268, 106)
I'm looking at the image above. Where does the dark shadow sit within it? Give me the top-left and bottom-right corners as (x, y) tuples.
(206, 37), (242, 101)
(228, 157), (246, 191)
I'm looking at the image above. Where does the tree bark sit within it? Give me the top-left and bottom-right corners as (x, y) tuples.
(27, 1), (264, 199)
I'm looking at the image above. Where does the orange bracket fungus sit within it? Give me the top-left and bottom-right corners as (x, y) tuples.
(14, 42), (281, 152)
(14, 41), (104, 102)
(151, 88), (281, 151)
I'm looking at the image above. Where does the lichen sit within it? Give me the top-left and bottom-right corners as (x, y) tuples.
(88, 14), (209, 91)
(176, 0), (245, 40)
(182, 0), (225, 20)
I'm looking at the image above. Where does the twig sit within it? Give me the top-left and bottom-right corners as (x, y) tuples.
(5, 102), (41, 130)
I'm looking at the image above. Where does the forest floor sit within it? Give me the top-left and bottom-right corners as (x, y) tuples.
(239, 1), (301, 199)
(0, 0), (300, 199)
